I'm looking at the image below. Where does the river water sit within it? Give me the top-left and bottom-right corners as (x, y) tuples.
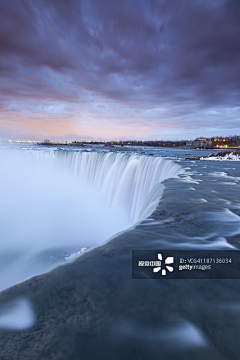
(0, 143), (239, 359)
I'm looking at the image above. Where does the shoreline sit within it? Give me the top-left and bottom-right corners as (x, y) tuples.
(37, 141), (240, 151)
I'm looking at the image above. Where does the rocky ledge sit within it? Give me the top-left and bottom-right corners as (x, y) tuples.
(186, 150), (240, 161)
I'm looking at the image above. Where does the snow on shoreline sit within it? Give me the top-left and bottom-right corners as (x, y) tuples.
(65, 248), (87, 261)
(200, 152), (240, 161)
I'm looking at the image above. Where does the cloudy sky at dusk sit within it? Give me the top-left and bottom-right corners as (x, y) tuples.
(0, 0), (240, 141)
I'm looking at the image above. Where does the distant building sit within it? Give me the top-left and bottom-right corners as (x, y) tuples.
(186, 138), (212, 148)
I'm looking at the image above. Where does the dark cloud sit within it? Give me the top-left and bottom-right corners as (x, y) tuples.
(0, 0), (240, 137)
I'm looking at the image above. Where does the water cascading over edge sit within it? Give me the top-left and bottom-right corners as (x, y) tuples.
(55, 151), (184, 224)
(0, 149), (183, 291)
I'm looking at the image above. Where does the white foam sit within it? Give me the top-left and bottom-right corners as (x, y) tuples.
(192, 198), (208, 203)
(0, 298), (35, 330)
(201, 152), (240, 161)
(65, 248), (87, 261)
(116, 320), (208, 348)
(169, 321), (208, 347)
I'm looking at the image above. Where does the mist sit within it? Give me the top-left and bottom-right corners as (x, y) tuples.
(0, 149), (131, 291)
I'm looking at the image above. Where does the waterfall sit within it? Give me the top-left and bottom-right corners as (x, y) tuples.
(0, 148), (183, 291)
(55, 151), (183, 223)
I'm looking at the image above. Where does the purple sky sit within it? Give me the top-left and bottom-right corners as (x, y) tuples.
(0, 0), (240, 141)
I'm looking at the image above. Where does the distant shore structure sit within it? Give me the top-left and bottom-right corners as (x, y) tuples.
(3, 135), (240, 150)
(186, 138), (212, 148)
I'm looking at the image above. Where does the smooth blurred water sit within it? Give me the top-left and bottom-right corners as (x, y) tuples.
(0, 142), (240, 360)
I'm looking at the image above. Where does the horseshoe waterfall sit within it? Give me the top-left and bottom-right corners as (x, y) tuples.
(0, 149), (182, 291)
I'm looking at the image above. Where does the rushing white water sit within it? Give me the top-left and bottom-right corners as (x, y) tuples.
(0, 149), (183, 291)
(55, 151), (183, 223)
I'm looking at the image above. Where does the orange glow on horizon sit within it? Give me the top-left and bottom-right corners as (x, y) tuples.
(0, 113), (164, 141)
